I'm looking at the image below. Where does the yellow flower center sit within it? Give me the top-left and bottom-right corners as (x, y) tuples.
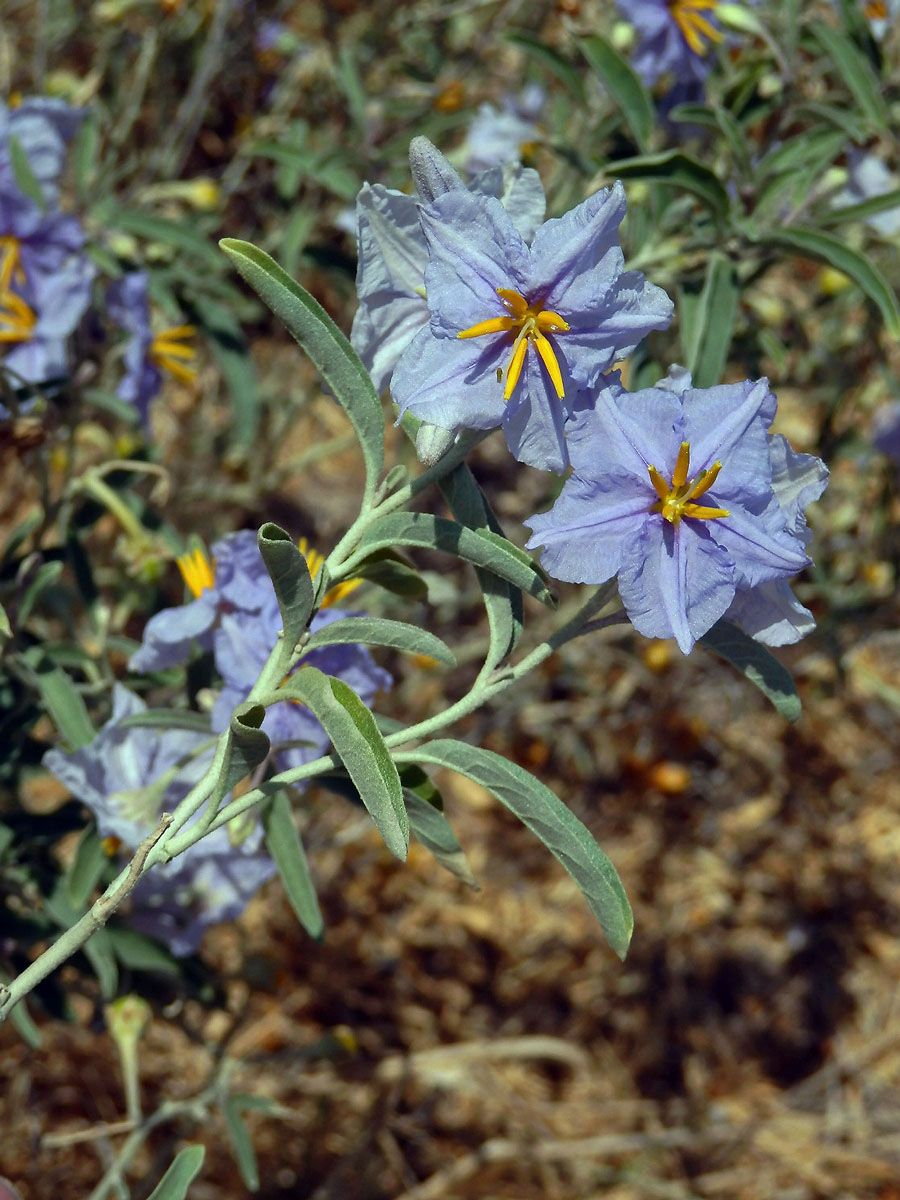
(864, 1), (887, 18)
(298, 536), (361, 607)
(177, 546), (215, 598)
(457, 287), (570, 402)
(648, 441), (730, 526)
(150, 324), (197, 385)
(668, 0), (723, 56)
(0, 237), (34, 344)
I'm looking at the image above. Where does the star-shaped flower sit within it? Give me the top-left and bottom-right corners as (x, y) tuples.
(525, 369), (823, 653)
(390, 183), (673, 472)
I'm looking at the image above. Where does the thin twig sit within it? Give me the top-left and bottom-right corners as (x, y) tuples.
(0, 814), (173, 1024)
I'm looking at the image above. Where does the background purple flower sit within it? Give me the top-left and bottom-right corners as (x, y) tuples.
(460, 84), (545, 173)
(618, 0), (724, 88)
(43, 685), (276, 956)
(0, 96), (83, 204)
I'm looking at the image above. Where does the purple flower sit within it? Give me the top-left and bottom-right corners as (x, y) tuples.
(1, 199), (95, 387)
(390, 182), (673, 472)
(129, 531), (280, 674)
(460, 84), (545, 173)
(43, 685), (276, 956)
(130, 531), (392, 770)
(619, 0), (724, 87)
(107, 272), (197, 427)
(351, 138), (546, 395)
(873, 400), (900, 465)
(525, 368), (822, 653)
(0, 96), (83, 204)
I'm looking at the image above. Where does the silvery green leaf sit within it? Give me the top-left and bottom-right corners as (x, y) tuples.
(146, 1146), (205, 1200)
(277, 668), (408, 859)
(220, 238), (384, 505)
(257, 523), (315, 648)
(304, 616), (455, 666)
(402, 741), (633, 960)
(700, 620), (802, 721)
(262, 791), (324, 940)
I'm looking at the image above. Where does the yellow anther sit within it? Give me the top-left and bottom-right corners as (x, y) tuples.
(150, 324), (197, 385)
(0, 237), (26, 291)
(668, 0), (723, 55)
(648, 444), (729, 526)
(457, 286), (570, 402)
(864, 0), (887, 17)
(176, 547), (215, 598)
(0, 288), (36, 343)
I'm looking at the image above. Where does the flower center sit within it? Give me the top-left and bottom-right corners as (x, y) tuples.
(648, 441), (730, 526)
(0, 288), (36, 344)
(177, 547), (215, 597)
(150, 324), (197, 384)
(0, 237), (34, 344)
(667, 0), (723, 56)
(864, 1), (887, 18)
(457, 287), (570, 402)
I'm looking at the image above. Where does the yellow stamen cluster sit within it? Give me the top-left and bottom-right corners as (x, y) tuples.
(0, 237), (35, 345)
(298, 536), (361, 608)
(668, 0), (723, 56)
(864, 1), (888, 18)
(457, 287), (570, 402)
(150, 324), (197, 385)
(648, 442), (729, 526)
(177, 547), (216, 598)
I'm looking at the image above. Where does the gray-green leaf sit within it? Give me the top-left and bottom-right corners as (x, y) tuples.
(277, 668), (408, 859)
(220, 238), (384, 504)
(258, 523), (315, 649)
(401, 740), (633, 959)
(354, 512), (556, 608)
(578, 35), (654, 151)
(700, 619), (802, 722)
(304, 616), (455, 666)
(261, 791), (324, 940)
(146, 1145), (206, 1200)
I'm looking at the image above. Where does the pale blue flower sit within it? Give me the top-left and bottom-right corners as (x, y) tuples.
(525, 368), (821, 653)
(352, 138), (546, 395)
(833, 148), (900, 237)
(43, 685), (276, 956)
(0, 96), (83, 204)
(390, 183), (673, 472)
(619, 0), (724, 87)
(130, 530), (392, 770)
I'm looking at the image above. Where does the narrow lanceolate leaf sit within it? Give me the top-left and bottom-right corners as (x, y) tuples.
(146, 1145), (206, 1200)
(809, 20), (889, 133)
(402, 740), (633, 959)
(611, 151), (730, 221)
(261, 791), (324, 940)
(277, 667), (408, 859)
(578, 35), (654, 151)
(404, 788), (479, 890)
(681, 254), (739, 389)
(258, 523), (314, 648)
(505, 30), (586, 100)
(219, 238), (384, 503)
(354, 512), (556, 608)
(818, 187), (900, 230)
(758, 227), (900, 338)
(304, 616), (456, 666)
(29, 660), (96, 749)
(439, 464), (524, 670)
(8, 134), (45, 209)
(223, 1097), (260, 1192)
(67, 827), (109, 911)
(700, 620), (802, 722)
